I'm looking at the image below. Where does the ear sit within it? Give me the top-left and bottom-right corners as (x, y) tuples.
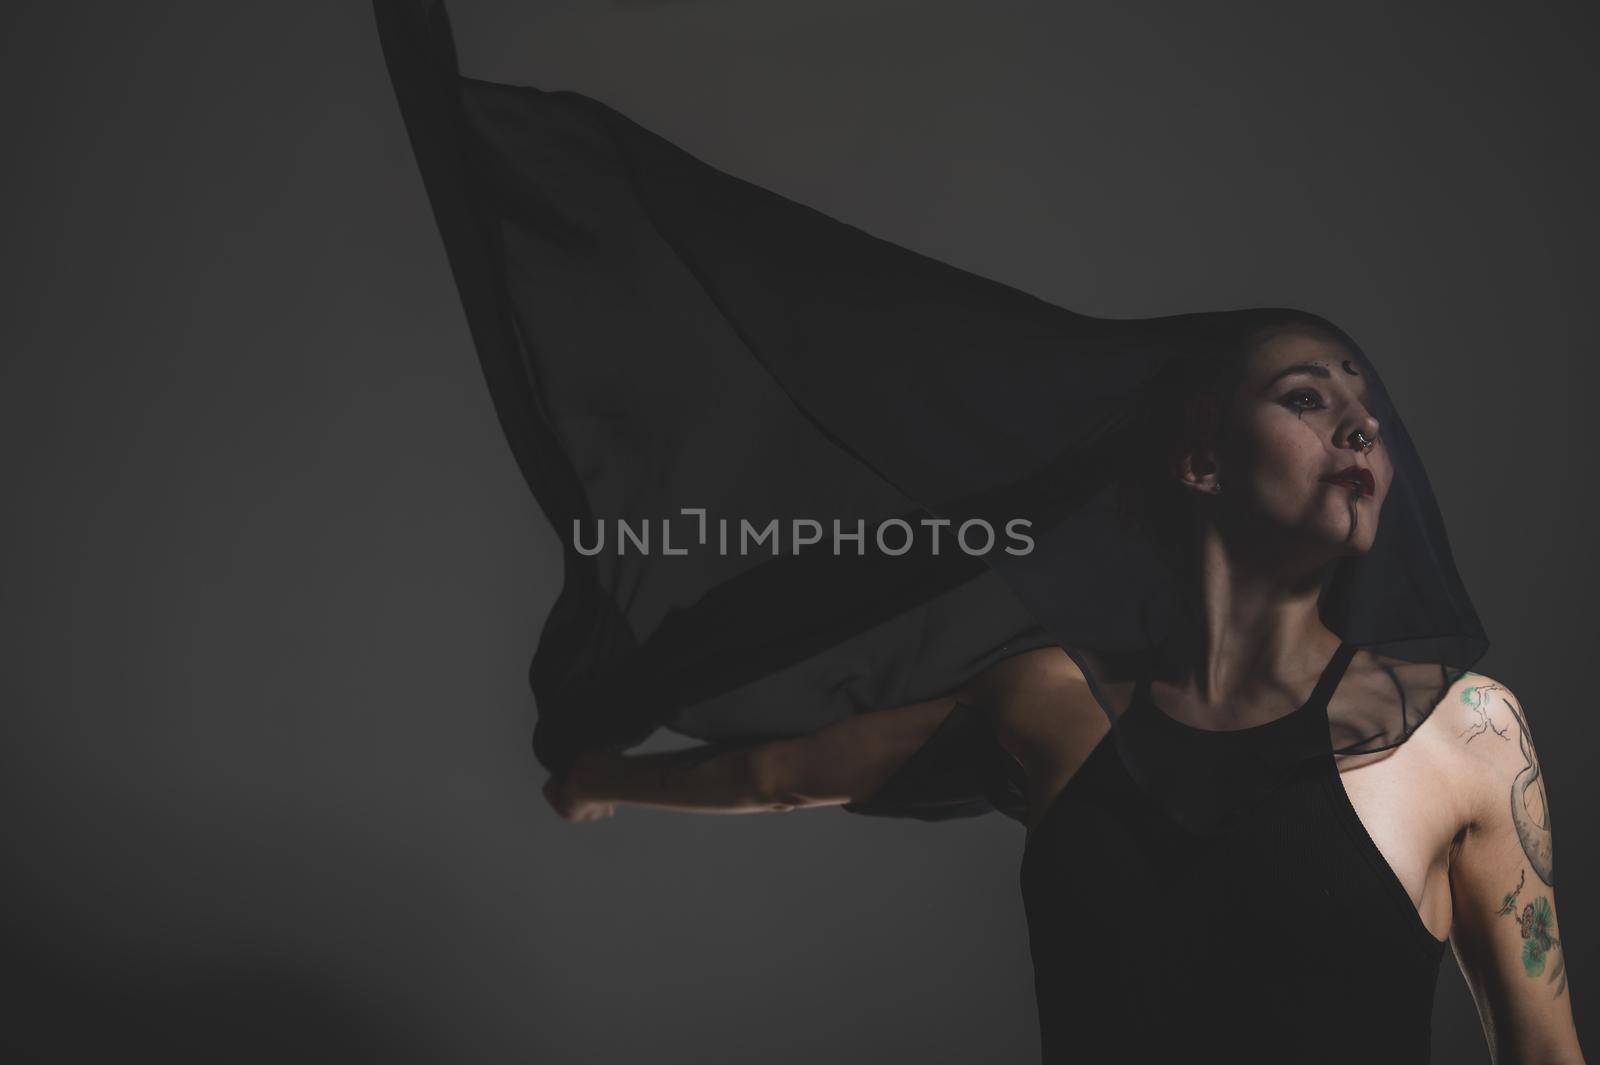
(1172, 393), (1224, 496)
(1173, 444), (1222, 496)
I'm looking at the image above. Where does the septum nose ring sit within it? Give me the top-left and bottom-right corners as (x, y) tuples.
(1350, 429), (1375, 453)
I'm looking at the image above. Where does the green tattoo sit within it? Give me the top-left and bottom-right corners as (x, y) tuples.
(1497, 869), (1525, 917)
(1496, 870), (1567, 996)
(1457, 681), (1510, 744)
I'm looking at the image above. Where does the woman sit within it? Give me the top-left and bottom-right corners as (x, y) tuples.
(545, 316), (1584, 1062)
(374, 1), (1583, 1059)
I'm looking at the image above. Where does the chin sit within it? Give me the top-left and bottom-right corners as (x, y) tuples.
(1290, 516), (1378, 561)
(1319, 523), (1378, 556)
(1339, 535), (1377, 557)
(1312, 496), (1382, 553)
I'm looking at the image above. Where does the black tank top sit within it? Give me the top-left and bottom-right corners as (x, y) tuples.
(1019, 640), (1447, 1064)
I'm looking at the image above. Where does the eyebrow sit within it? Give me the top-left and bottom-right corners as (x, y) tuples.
(1263, 363), (1332, 390)
(1263, 362), (1373, 404)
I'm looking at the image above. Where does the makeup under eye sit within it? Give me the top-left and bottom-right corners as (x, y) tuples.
(1280, 388), (1325, 412)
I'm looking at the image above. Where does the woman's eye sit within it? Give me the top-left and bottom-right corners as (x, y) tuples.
(1282, 389), (1324, 412)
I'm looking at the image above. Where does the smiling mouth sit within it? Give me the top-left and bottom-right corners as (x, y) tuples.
(1320, 466), (1375, 497)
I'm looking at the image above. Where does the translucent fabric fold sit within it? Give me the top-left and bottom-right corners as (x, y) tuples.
(374, 0), (1487, 827)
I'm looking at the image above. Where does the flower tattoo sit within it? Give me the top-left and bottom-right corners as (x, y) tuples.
(1497, 869), (1567, 995)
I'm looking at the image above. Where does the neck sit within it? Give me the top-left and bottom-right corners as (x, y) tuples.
(1170, 525), (1343, 715)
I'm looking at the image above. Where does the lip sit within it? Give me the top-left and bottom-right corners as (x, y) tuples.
(1320, 465), (1375, 497)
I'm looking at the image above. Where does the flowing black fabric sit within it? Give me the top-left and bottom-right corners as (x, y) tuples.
(373, 0), (1488, 830)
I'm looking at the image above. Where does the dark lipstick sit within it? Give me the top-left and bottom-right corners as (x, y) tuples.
(1320, 465), (1374, 497)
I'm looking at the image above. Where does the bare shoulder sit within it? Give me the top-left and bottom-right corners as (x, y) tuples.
(1440, 671), (1540, 783)
(1399, 668), (1538, 822)
(970, 644), (1087, 696)
(966, 646), (1109, 784)
(1339, 655), (1523, 754)
(1419, 670), (1532, 763)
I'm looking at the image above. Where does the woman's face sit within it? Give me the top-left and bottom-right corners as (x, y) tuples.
(1207, 328), (1392, 560)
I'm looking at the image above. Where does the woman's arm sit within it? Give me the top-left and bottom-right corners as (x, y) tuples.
(1447, 677), (1586, 1064)
(543, 688), (976, 820)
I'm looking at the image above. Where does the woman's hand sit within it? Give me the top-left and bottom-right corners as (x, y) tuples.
(542, 752), (620, 823)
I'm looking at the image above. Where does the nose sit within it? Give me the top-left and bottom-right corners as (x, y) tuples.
(1344, 411), (1381, 453)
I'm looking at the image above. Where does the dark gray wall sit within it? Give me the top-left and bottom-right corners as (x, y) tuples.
(6, 1), (1595, 1061)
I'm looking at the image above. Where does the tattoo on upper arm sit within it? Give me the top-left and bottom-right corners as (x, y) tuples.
(1495, 869), (1568, 997)
(1458, 680), (1510, 743)
(1505, 697), (1555, 887)
(1457, 681), (1555, 887)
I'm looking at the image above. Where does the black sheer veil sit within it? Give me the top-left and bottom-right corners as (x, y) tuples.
(374, 0), (1487, 827)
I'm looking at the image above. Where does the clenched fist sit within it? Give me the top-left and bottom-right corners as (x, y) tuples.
(542, 751), (621, 823)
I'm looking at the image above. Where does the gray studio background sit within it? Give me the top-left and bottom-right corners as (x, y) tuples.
(6, 0), (1596, 1061)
